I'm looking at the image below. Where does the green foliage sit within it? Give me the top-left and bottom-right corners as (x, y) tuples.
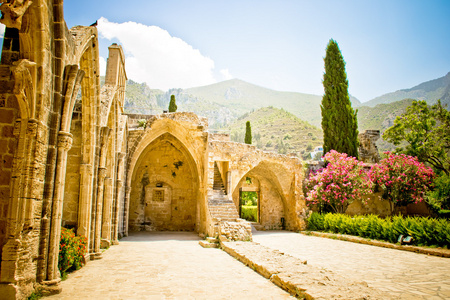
(241, 206), (258, 222)
(427, 173), (450, 210)
(383, 100), (450, 175)
(307, 212), (450, 247)
(137, 119), (147, 129)
(27, 292), (43, 300)
(58, 228), (88, 277)
(242, 191), (258, 205)
(321, 39), (359, 158)
(168, 95), (178, 112)
(245, 121), (252, 144)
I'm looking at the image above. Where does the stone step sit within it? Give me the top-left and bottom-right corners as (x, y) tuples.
(199, 240), (219, 248)
(206, 237), (218, 243)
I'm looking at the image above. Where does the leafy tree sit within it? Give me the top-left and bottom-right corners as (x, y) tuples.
(383, 100), (450, 175)
(321, 39), (359, 158)
(369, 152), (435, 213)
(168, 94), (177, 112)
(305, 150), (372, 213)
(245, 121), (252, 144)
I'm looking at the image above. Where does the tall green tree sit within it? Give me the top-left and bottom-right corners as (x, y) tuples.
(321, 39), (359, 158)
(383, 100), (450, 175)
(245, 121), (252, 144)
(168, 95), (177, 112)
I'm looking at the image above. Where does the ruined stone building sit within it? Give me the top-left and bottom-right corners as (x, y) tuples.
(0, 1), (306, 298)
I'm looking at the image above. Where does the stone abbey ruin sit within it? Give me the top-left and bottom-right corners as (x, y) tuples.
(0, 1), (307, 298)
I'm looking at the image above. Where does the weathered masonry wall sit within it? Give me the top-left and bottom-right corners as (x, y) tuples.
(125, 113), (208, 235)
(208, 141), (306, 232)
(128, 134), (197, 231)
(0, 1), (128, 298)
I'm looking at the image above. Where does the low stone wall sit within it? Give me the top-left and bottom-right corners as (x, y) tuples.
(219, 220), (252, 241)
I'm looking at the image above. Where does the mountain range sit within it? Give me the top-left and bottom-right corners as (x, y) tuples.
(362, 72), (450, 108)
(121, 71), (450, 154)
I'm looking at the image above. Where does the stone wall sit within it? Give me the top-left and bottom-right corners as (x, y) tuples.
(128, 135), (197, 231)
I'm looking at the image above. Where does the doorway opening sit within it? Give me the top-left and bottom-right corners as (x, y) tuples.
(239, 190), (259, 222)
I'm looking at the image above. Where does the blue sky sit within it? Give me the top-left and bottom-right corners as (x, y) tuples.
(62, 1), (448, 101)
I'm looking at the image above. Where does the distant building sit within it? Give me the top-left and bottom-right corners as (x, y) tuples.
(310, 146), (324, 161)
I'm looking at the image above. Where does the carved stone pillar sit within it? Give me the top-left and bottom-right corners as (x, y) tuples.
(77, 163), (93, 241)
(101, 177), (113, 244)
(123, 186), (131, 237)
(46, 131), (73, 281)
(92, 167), (107, 257)
(112, 152), (125, 244)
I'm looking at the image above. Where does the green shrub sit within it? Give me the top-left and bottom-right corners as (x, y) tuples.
(58, 228), (88, 277)
(241, 206), (257, 222)
(306, 212), (450, 248)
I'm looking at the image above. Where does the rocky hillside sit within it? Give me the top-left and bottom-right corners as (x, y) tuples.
(227, 107), (323, 157)
(363, 72), (450, 108)
(357, 99), (415, 151)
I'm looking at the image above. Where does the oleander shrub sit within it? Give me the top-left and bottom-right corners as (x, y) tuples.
(305, 150), (372, 213)
(369, 152), (435, 210)
(58, 227), (88, 277)
(306, 212), (450, 248)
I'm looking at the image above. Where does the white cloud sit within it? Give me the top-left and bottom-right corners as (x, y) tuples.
(0, 23), (5, 39)
(220, 69), (233, 81)
(99, 56), (106, 76)
(97, 17), (217, 90)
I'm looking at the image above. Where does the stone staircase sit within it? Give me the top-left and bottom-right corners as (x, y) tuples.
(208, 163), (239, 222)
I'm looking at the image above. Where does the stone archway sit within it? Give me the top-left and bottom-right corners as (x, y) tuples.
(128, 133), (199, 232)
(233, 166), (287, 230)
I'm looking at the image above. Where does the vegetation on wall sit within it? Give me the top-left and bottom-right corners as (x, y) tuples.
(321, 39), (359, 158)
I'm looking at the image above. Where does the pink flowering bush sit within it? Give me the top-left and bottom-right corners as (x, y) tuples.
(369, 152), (435, 210)
(306, 150), (373, 213)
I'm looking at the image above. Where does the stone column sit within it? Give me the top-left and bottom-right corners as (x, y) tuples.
(112, 152), (125, 244)
(92, 167), (107, 257)
(101, 177), (113, 245)
(77, 163), (93, 242)
(227, 171), (231, 195)
(46, 131), (73, 281)
(123, 186), (131, 237)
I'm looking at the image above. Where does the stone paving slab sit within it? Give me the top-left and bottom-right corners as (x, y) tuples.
(221, 241), (388, 299)
(253, 231), (450, 300)
(46, 232), (293, 299)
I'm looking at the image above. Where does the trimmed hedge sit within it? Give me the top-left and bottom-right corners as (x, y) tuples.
(241, 205), (257, 222)
(307, 212), (450, 248)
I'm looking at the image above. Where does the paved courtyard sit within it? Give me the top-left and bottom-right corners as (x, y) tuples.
(46, 231), (450, 299)
(253, 231), (450, 300)
(47, 232), (293, 299)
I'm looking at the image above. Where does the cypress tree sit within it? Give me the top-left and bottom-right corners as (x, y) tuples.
(168, 95), (177, 112)
(321, 39), (359, 158)
(245, 121), (252, 144)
